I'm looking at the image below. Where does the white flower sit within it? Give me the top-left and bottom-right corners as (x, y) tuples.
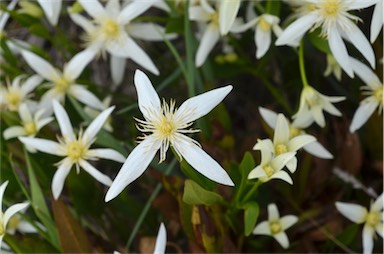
(19, 101), (125, 199)
(276, 0), (377, 77)
(6, 206), (44, 236)
(259, 107), (334, 159)
(0, 75), (42, 111)
(69, 0), (159, 78)
(292, 85), (345, 128)
(324, 54), (342, 81)
(105, 70), (234, 202)
(218, 0), (241, 35)
(84, 96), (113, 132)
(21, 49), (104, 113)
(370, 0), (383, 43)
(0, 181), (30, 249)
(3, 103), (53, 152)
(349, 58), (383, 133)
(253, 203), (298, 249)
(154, 223), (167, 254)
(37, 0), (62, 26)
(336, 193), (383, 254)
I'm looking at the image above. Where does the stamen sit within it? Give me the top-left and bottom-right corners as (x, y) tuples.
(24, 122), (37, 135)
(275, 144), (288, 155)
(269, 221), (282, 234)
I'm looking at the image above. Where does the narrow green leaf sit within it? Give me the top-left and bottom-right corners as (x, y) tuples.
(183, 179), (224, 205)
(243, 202), (259, 236)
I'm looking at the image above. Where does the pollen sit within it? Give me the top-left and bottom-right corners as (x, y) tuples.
(24, 122), (37, 135)
(54, 77), (70, 93)
(102, 19), (120, 39)
(275, 144), (288, 155)
(66, 140), (86, 162)
(269, 221), (282, 234)
(321, 0), (340, 17)
(157, 116), (175, 137)
(365, 211), (380, 227)
(263, 164), (275, 178)
(259, 17), (271, 32)
(374, 87), (383, 103)
(6, 90), (21, 110)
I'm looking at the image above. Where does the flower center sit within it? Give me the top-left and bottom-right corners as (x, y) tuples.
(54, 77), (70, 93)
(24, 122), (37, 135)
(66, 140), (86, 162)
(157, 116), (175, 137)
(263, 164), (275, 178)
(6, 91), (21, 110)
(321, 0), (340, 18)
(210, 12), (219, 25)
(259, 17), (271, 32)
(269, 221), (282, 234)
(102, 19), (120, 39)
(289, 127), (301, 139)
(374, 87), (383, 104)
(7, 214), (21, 232)
(275, 144), (288, 155)
(365, 211), (380, 227)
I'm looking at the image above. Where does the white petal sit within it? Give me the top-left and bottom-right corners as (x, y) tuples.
(273, 232), (290, 249)
(255, 24), (271, 59)
(253, 221), (271, 235)
(53, 100), (75, 141)
(175, 137), (234, 186)
(335, 202), (367, 223)
(153, 223), (167, 254)
(280, 215), (298, 230)
(269, 172), (292, 186)
(16, 220), (38, 233)
(3, 126), (26, 140)
(38, 0), (61, 25)
(64, 48), (97, 80)
(36, 116), (54, 130)
(230, 18), (258, 33)
(371, 193), (383, 211)
(134, 69), (161, 119)
(22, 74), (43, 94)
(288, 134), (316, 152)
(87, 148), (126, 163)
(328, 26), (354, 78)
(105, 0), (120, 17)
(195, 23), (220, 67)
(348, 0), (378, 10)
(273, 114), (290, 145)
(3, 202), (30, 227)
(78, 0), (107, 19)
(375, 222), (383, 237)
(18, 103), (33, 122)
(219, 0), (241, 35)
(78, 159), (112, 186)
(344, 20), (375, 69)
(127, 23), (177, 41)
(117, 0), (155, 24)
(110, 55), (126, 85)
(275, 13), (317, 46)
(68, 12), (95, 34)
(248, 165), (266, 179)
(69, 84), (104, 110)
(311, 105), (326, 127)
(370, 2), (383, 43)
(51, 159), (73, 199)
(105, 136), (161, 202)
(349, 99), (379, 133)
(268, 203), (280, 221)
(82, 106), (115, 145)
(350, 58), (381, 89)
(189, 6), (211, 21)
(0, 0), (17, 30)
(362, 225), (374, 254)
(303, 141), (333, 159)
(18, 137), (65, 156)
(0, 181), (9, 210)
(176, 85), (233, 124)
(271, 152), (297, 171)
(21, 51), (61, 81)
(285, 156), (297, 173)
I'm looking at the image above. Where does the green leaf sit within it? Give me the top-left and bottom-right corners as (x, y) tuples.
(183, 179), (224, 205)
(179, 157), (216, 190)
(309, 29), (331, 54)
(243, 202), (259, 236)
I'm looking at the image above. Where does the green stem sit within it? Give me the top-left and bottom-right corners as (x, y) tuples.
(125, 158), (177, 252)
(265, 0), (273, 13)
(241, 181), (262, 204)
(299, 41), (309, 88)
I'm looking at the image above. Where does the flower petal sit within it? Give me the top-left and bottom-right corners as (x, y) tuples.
(273, 114), (290, 145)
(110, 55), (126, 85)
(82, 106), (115, 145)
(68, 12), (94, 34)
(37, 0), (61, 25)
(219, 0), (241, 35)
(69, 84), (104, 110)
(285, 156), (297, 173)
(350, 58), (381, 89)
(21, 51), (61, 81)
(79, 159), (112, 186)
(64, 48), (97, 80)
(189, 6), (211, 21)
(349, 99), (379, 133)
(105, 136), (161, 202)
(3, 202), (30, 227)
(117, 0), (155, 24)
(51, 158), (73, 199)
(271, 152), (297, 171)
(78, 0), (107, 19)
(268, 203), (280, 221)
(248, 165), (266, 179)
(22, 74), (43, 94)
(87, 148), (126, 163)
(153, 223), (167, 254)
(273, 232), (290, 249)
(253, 221), (270, 235)
(16, 220), (39, 233)
(3, 126), (26, 140)
(18, 137), (65, 156)
(195, 23), (220, 67)
(371, 192), (383, 211)
(375, 222), (383, 237)
(18, 103), (33, 122)
(303, 141), (333, 159)
(288, 134), (316, 152)
(0, 181), (9, 210)
(127, 23), (177, 41)
(176, 85), (233, 124)
(348, 0), (378, 10)
(280, 215), (298, 231)
(175, 137), (234, 186)
(370, 1), (383, 43)
(134, 69), (161, 118)
(255, 23), (272, 59)
(335, 202), (367, 223)
(270, 170), (293, 185)
(53, 100), (75, 141)
(328, 26), (354, 78)
(362, 224), (374, 254)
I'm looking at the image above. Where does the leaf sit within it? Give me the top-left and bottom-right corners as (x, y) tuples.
(309, 29), (331, 54)
(183, 180), (224, 205)
(243, 202), (259, 236)
(51, 198), (92, 253)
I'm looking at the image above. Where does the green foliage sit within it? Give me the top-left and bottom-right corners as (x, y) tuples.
(183, 179), (224, 205)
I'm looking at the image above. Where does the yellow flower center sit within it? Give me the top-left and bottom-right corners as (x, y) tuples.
(24, 122), (37, 135)
(374, 87), (383, 104)
(275, 144), (288, 155)
(54, 77), (70, 93)
(263, 164), (275, 178)
(269, 221), (282, 234)
(211, 12), (219, 25)
(289, 127), (301, 139)
(66, 140), (86, 162)
(321, 0), (340, 17)
(259, 17), (271, 32)
(102, 19), (120, 39)
(157, 116), (175, 138)
(365, 211), (381, 227)
(7, 215), (20, 232)
(6, 91), (21, 110)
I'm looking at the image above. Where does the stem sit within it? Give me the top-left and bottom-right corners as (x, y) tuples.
(265, 0), (273, 13)
(125, 158), (177, 252)
(241, 181), (262, 204)
(299, 41), (310, 88)
(184, 0), (195, 97)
